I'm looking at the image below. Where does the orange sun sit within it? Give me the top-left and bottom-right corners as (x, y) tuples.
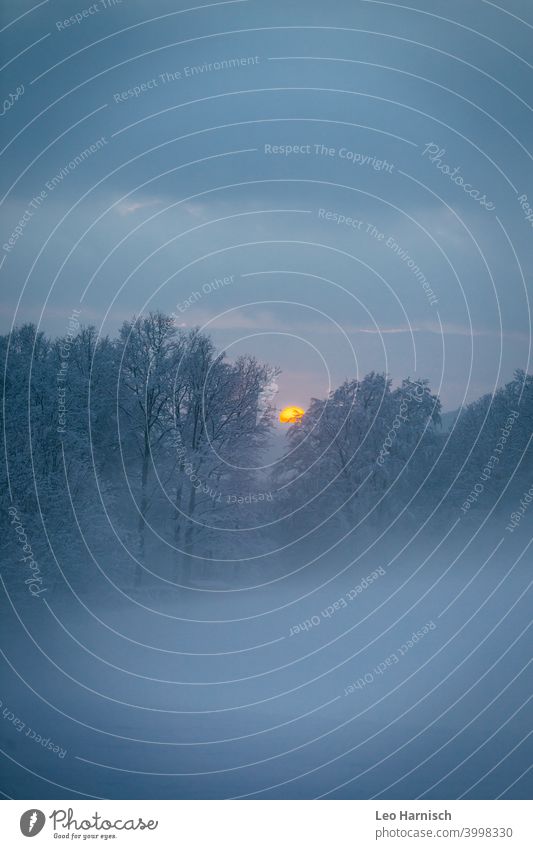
(279, 405), (305, 424)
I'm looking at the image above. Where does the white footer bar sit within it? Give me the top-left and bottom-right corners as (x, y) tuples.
(1, 799), (530, 848)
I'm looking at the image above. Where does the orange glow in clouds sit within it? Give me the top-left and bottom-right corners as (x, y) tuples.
(279, 406), (305, 424)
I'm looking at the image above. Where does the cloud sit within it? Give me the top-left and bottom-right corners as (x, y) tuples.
(179, 308), (528, 342)
(114, 197), (163, 216)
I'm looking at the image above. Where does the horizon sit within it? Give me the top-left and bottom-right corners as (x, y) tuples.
(2, 313), (527, 415)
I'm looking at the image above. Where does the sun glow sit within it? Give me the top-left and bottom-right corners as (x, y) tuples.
(279, 405), (305, 424)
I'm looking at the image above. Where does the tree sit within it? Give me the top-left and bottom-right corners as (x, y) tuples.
(171, 330), (277, 582)
(272, 372), (440, 535)
(116, 312), (180, 582)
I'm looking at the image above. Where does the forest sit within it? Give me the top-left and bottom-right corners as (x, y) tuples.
(1, 312), (531, 597)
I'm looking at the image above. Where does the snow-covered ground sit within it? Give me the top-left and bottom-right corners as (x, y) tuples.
(1, 524), (530, 799)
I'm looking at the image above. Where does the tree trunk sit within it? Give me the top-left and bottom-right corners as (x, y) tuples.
(136, 434), (149, 585)
(182, 483), (196, 586)
(174, 464), (184, 581)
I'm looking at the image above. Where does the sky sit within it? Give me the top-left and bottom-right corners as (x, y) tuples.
(1, 0), (532, 411)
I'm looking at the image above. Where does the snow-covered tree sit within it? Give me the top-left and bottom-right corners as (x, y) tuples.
(272, 372), (440, 535)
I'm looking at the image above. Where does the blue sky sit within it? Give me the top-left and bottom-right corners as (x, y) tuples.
(1, 0), (532, 410)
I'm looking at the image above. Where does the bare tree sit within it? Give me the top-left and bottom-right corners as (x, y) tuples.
(117, 312), (179, 583)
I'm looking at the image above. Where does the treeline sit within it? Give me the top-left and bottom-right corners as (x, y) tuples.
(275, 368), (532, 536)
(0, 313), (277, 590)
(0, 313), (531, 593)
